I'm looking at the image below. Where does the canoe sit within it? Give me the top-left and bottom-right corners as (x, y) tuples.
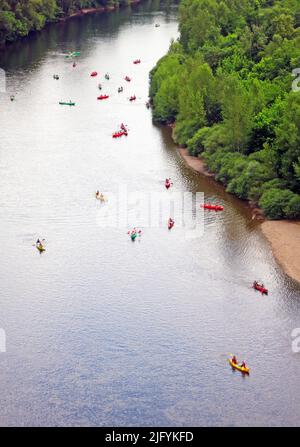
(97, 95), (109, 100)
(36, 244), (46, 252)
(65, 51), (80, 58)
(59, 102), (75, 106)
(113, 131), (127, 138)
(229, 359), (250, 374)
(124, 76), (131, 82)
(253, 283), (268, 295)
(90, 71), (98, 77)
(202, 204), (224, 211)
(168, 222), (174, 230)
(129, 96), (136, 101)
(133, 60), (141, 64)
(165, 183), (171, 189)
(131, 233), (137, 241)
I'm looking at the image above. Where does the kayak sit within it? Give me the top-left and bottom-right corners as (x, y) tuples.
(97, 95), (109, 100)
(165, 183), (171, 189)
(129, 96), (136, 101)
(133, 60), (141, 64)
(36, 244), (46, 252)
(229, 359), (250, 374)
(168, 222), (174, 230)
(253, 283), (268, 295)
(125, 76), (131, 82)
(202, 204), (224, 211)
(91, 71), (98, 77)
(59, 101), (75, 106)
(131, 233), (137, 241)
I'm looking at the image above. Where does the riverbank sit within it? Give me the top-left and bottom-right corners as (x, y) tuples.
(177, 141), (300, 284)
(261, 221), (300, 283)
(58, 2), (141, 22)
(177, 148), (214, 177)
(0, 0), (142, 48)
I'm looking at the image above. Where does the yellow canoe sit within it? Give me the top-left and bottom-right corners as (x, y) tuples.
(229, 358), (250, 374)
(36, 244), (46, 252)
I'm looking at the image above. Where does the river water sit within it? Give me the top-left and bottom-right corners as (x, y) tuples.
(0, 0), (300, 427)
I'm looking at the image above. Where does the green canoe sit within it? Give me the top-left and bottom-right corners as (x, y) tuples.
(65, 51), (81, 58)
(59, 101), (75, 106)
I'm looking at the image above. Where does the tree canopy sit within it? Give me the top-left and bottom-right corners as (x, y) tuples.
(150, 0), (300, 219)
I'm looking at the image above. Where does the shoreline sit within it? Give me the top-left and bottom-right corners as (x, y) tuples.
(175, 136), (300, 284)
(0, 1), (142, 48)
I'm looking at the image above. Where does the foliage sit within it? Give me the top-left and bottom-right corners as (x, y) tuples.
(0, 0), (136, 44)
(150, 0), (300, 219)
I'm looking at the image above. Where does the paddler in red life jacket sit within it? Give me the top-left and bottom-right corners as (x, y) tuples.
(232, 356), (238, 365)
(240, 361), (247, 369)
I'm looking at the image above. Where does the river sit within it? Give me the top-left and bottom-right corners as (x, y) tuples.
(0, 0), (300, 427)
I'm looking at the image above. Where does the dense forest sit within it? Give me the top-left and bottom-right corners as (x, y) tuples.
(0, 0), (136, 45)
(150, 0), (300, 219)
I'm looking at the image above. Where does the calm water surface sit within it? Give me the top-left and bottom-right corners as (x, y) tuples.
(0, 1), (300, 427)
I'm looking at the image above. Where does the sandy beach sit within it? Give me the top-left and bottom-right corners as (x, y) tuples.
(177, 148), (214, 177)
(261, 221), (300, 283)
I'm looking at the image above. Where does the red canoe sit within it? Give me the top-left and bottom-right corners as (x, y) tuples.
(97, 95), (109, 100)
(133, 60), (141, 64)
(125, 76), (131, 82)
(253, 282), (268, 295)
(91, 71), (98, 77)
(112, 131), (128, 138)
(201, 204), (224, 211)
(168, 220), (174, 230)
(129, 96), (136, 101)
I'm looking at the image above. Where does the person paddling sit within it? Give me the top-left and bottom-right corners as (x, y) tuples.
(232, 355), (237, 365)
